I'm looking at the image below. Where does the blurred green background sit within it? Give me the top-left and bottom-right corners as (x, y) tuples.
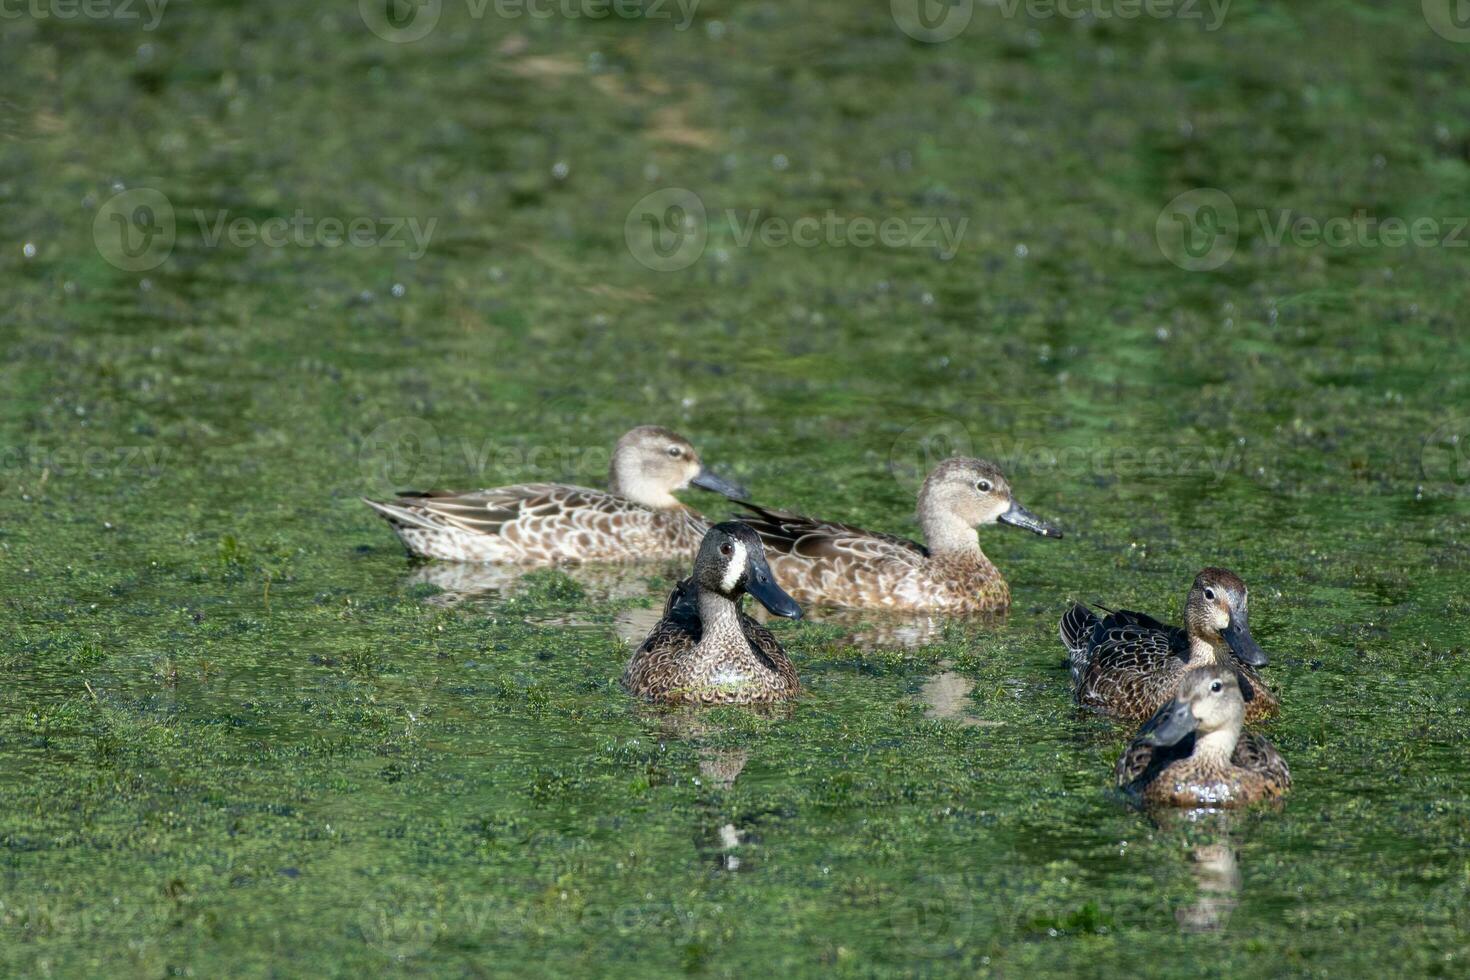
(2, 1), (1468, 976)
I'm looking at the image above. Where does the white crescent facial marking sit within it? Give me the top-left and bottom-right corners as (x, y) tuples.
(1214, 610), (1230, 630)
(721, 540), (747, 592)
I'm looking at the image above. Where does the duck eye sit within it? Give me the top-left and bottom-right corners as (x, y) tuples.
(1204, 588), (1216, 602)
(975, 480), (992, 493)
(1210, 680), (1223, 693)
(667, 446), (683, 458)
(719, 542), (733, 556)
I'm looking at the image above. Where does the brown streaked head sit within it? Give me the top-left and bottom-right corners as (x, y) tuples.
(1183, 567), (1267, 667)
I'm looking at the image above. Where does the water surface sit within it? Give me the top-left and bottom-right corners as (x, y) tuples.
(2, 2), (1468, 976)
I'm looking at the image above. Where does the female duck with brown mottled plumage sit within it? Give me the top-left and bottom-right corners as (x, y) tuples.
(363, 426), (746, 564)
(736, 458), (1062, 613)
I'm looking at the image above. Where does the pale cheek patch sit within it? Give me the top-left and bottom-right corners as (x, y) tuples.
(721, 541), (747, 592)
(1214, 610), (1230, 630)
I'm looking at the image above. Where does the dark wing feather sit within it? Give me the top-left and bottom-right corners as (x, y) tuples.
(1115, 698), (1198, 790)
(1059, 603), (1101, 680)
(1077, 615), (1183, 678)
(1094, 608), (1188, 655)
(622, 581), (702, 695)
(1232, 731), (1291, 790)
(739, 611), (801, 692)
(661, 576), (701, 640)
(1074, 607), (1191, 718)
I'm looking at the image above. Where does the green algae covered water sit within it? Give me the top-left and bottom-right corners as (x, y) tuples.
(2, 2), (1468, 976)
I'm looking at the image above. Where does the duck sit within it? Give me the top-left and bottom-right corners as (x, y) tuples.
(622, 521), (803, 705)
(735, 457), (1061, 613)
(1116, 664), (1291, 808)
(363, 426), (746, 564)
(1061, 567), (1278, 723)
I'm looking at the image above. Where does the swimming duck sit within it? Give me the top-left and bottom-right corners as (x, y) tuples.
(363, 426), (746, 564)
(1062, 567), (1278, 723)
(735, 457), (1061, 613)
(1116, 664), (1290, 808)
(622, 522), (803, 705)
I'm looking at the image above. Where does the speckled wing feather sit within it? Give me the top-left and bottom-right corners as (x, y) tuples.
(368, 483), (707, 562)
(392, 484), (626, 535)
(1059, 603), (1100, 681)
(1230, 731), (1291, 791)
(1115, 697), (1195, 789)
(735, 501), (928, 566)
(1117, 726), (1288, 796)
(739, 614), (801, 693)
(621, 580), (702, 695)
(1073, 609), (1188, 717)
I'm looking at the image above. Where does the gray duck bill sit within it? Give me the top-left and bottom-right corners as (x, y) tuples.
(997, 500), (1063, 538)
(690, 468), (748, 500)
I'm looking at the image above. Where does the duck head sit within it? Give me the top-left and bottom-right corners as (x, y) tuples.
(609, 426), (747, 509)
(917, 457), (1062, 551)
(1184, 567), (1267, 667)
(696, 521), (802, 619)
(1139, 664), (1246, 748)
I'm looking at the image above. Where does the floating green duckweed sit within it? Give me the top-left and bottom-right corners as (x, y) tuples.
(2, 3), (1468, 977)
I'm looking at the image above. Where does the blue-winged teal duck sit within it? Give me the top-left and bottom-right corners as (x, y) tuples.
(1062, 567), (1278, 723)
(1116, 665), (1291, 808)
(622, 522), (803, 705)
(363, 426), (745, 564)
(736, 457), (1061, 613)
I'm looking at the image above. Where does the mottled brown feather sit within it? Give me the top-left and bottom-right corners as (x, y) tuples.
(1067, 605), (1277, 723)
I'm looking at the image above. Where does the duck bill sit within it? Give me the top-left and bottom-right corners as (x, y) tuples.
(745, 562), (802, 620)
(997, 500), (1063, 538)
(1221, 617), (1268, 667)
(1139, 698), (1196, 748)
(690, 468), (748, 500)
